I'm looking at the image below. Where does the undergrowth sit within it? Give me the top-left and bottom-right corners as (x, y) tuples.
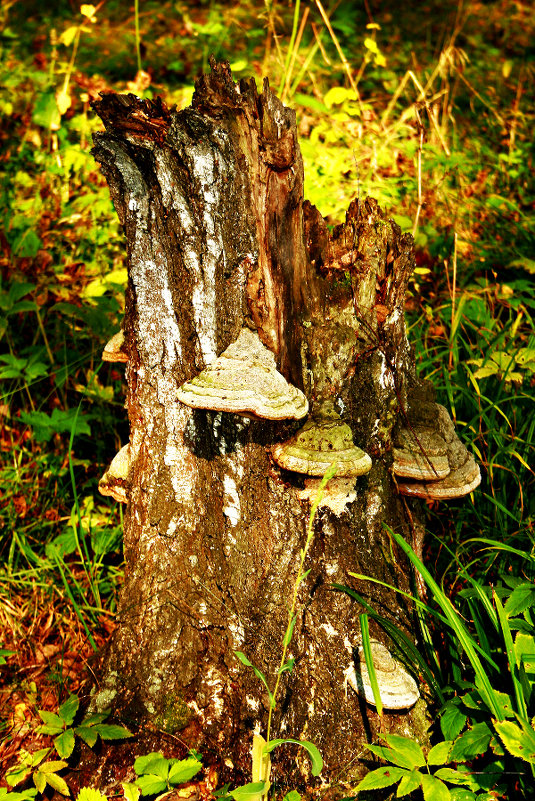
(0, 0), (533, 798)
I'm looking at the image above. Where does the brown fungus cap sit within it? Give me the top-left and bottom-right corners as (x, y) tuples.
(98, 444), (131, 504)
(394, 401), (481, 500)
(177, 328), (308, 421)
(102, 330), (128, 363)
(346, 640), (420, 710)
(397, 450), (481, 500)
(393, 426), (450, 481)
(271, 402), (372, 477)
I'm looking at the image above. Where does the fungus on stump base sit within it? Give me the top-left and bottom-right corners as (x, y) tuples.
(91, 61), (478, 796)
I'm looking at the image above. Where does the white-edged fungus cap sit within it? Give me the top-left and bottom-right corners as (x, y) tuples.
(346, 639), (419, 710)
(271, 402), (372, 477)
(98, 444), (131, 503)
(177, 328), (308, 420)
(102, 330), (128, 363)
(397, 451), (481, 500)
(393, 426), (450, 481)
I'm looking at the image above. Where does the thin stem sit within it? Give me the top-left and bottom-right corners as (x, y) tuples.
(449, 232), (458, 373)
(265, 465), (336, 748)
(134, 0), (142, 74)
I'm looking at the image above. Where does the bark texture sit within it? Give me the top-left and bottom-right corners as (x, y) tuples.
(91, 61), (427, 796)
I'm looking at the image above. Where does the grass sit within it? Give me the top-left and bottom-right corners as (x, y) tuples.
(0, 0), (533, 797)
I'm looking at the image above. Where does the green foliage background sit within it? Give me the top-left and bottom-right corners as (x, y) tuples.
(0, 0), (534, 798)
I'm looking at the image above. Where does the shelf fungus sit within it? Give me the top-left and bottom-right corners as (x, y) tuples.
(394, 404), (481, 500)
(396, 451), (481, 500)
(176, 328), (308, 420)
(98, 444), (131, 503)
(102, 330), (128, 363)
(346, 640), (419, 710)
(271, 402), (372, 478)
(393, 427), (450, 481)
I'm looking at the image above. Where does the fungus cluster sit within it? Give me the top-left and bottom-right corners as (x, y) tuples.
(346, 639), (419, 710)
(393, 403), (481, 500)
(271, 400), (372, 514)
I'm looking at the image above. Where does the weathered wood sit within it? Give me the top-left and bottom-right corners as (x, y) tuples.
(91, 61), (428, 796)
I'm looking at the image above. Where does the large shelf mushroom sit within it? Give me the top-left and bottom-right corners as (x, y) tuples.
(393, 403), (481, 500)
(98, 444), (131, 503)
(271, 401), (372, 514)
(345, 639), (419, 710)
(177, 327), (308, 421)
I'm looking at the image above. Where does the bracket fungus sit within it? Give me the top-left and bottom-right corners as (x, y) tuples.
(346, 640), (419, 710)
(396, 451), (481, 500)
(98, 444), (131, 503)
(177, 327), (308, 420)
(393, 427), (450, 481)
(102, 330), (128, 363)
(271, 402), (372, 477)
(298, 477), (357, 516)
(393, 404), (481, 500)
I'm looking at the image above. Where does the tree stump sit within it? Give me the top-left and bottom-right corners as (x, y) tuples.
(91, 61), (431, 796)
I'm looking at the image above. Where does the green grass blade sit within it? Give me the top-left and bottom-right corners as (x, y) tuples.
(360, 614), (382, 716)
(386, 526), (504, 720)
(494, 590), (527, 719)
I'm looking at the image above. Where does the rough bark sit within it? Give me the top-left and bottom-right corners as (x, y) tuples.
(91, 61), (428, 796)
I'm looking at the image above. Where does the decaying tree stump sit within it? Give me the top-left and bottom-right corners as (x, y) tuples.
(90, 61), (478, 797)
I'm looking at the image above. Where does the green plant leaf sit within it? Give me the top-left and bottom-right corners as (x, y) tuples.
(58, 694), (79, 725)
(420, 774), (451, 801)
(54, 728), (76, 759)
(354, 766), (406, 791)
(122, 783), (141, 801)
(383, 735), (426, 769)
(37, 710), (65, 734)
(74, 725), (98, 747)
(41, 770), (70, 796)
(93, 723), (134, 740)
(134, 752), (165, 775)
(494, 718), (535, 763)
(79, 713), (109, 726)
(450, 722), (492, 762)
(33, 771), (46, 795)
(427, 740), (453, 765)
(281, 792), (301, 801)
(283, 615), (297, 648)
(138, 756), (169, 780)
(234, 651), (274, 707)
(134, 775), (167, 796)
(396, 770), (421, 796)
(384, 528), (503, 720)
(229, 782), (267, 799)
(6, 764), (33, 787)
(0, 790), (37, 801)
(434, 768), (474, 786)
(167, 757), (202, 785)
(278, 657), (295, 674)
(449, 790), (477, 801)
(505, 583), (535, 616)
(77, 788), (108, 801)
(265, 738), (323, 776)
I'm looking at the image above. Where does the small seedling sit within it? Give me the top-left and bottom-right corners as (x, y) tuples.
(35, 693), (133, 759)
(132, 751), (202, 797)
